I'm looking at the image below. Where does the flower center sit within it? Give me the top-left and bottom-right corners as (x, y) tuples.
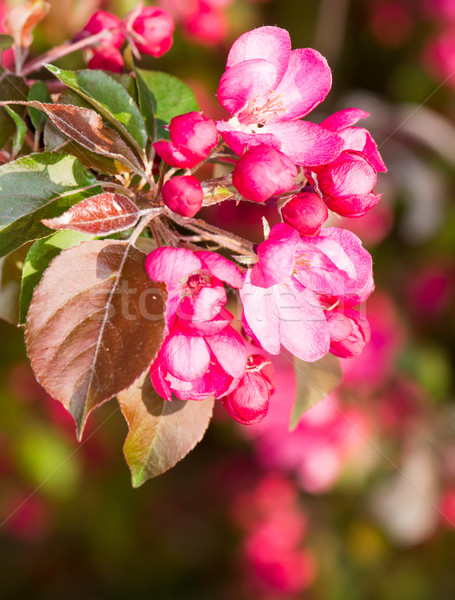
(239, 92), (287, 127)
(184, 272), (211, 297)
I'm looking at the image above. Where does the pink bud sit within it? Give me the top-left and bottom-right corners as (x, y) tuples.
(131, 7), (175, 57)
(162, 175), (204, 217)
(223, 355), (275, 425)
(154, 111), (218, 168)
(88, 47), (124, 73)
(232, 146), (297, 203)
(170, 112), (218, 158)
(281, 192), (328, 235)
(76, 11), (124, 48)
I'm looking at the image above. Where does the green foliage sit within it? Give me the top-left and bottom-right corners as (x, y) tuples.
(135, 69), (199, 140)
(0, 152), (101, 257)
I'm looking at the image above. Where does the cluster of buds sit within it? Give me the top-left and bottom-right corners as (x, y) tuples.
(146, 26), (386, 425)
(75, 3), (175, 72)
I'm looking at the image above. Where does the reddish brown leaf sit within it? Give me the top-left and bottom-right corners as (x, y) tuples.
(42, 193), (141, 235)
(2, 101), (144, 174)
(25, 240), (168, 438)
(118, 373), (214, 487)
(2, 0), (50, 48)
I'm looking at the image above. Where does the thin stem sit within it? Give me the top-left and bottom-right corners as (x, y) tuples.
(189, 139), (226, 176)
(21, 31), (107, 76)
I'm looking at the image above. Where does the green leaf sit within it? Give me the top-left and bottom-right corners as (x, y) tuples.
(118, 374), (214, 487)
(0, 70), (28, 148)
(0, 245), (29, 325)
(20, 230), (93, 324)
(135, 69), (199, 140)
(28, 80), (52, 130)
(0, 34), (14, 51)
(290, 353), (343, 430)
(4, 105), (26, 157)
(0, 152), (101, 257)
(45, 65), (147, 156)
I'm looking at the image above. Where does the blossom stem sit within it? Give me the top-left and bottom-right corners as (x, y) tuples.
(20, 32), (108, 76)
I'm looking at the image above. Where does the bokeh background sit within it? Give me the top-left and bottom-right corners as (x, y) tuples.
(1, 0), (455, 598)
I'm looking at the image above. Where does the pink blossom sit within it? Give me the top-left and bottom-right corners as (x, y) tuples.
(424, 0), (455, 21)
(245, 355), (369, 493)
(88, 46), (124, 73)
(150, 323), (246, 401)
(128, 6), (174, 57)
(216, 26), (343, 165)
(281, 190), (328, 235)
(423, 29), (455, 87)
(154, 111), (218, 168)
(232, 145), (297, 202)
(145, 246), (243, 332)
(184, 1), (229, 45)
(162, 175), (204, 217)
(223, 354), (275, 424)
(240, 223), (373, 361)
(240, 224), (330, 362)
(75, 11), (124, 48)
(311, 108), (387, 217)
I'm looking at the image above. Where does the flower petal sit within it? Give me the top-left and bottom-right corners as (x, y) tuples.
(226, 26), (291, 84)
(273, 48), (333, 120)
(196, 251), (244, 288)
(218, 59), (279, 114)
(251, 223), (299, 288)
(216, 120), (281, 156)
(206, 327), (247, 379)
(161, 332), (211, 380)
(145, 247), (201, 285)
(274, 282), (330, 361)
(321, 108), (370, 131)
(264, 120), (343, 166)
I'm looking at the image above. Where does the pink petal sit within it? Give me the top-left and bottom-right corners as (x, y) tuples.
(196, 251), (244, 288)
(161, 332), (211, 380)
(179, 282), (227, 324)
(206, 327), (247, 379)
(145, 247), (201, 286)
(153, 140), (198, 169)
(149, 358), (172, 401)
(273, 48), (333, 121)
(264, 120), (343, 166)
(223, 371), (270, 424)
(226, 26), (291, 84)
(274, 281), (330, 361)
(251, 223), (299, 287)
(327, 307), (371, 358)
(178, 307), (233, 336)
(216, 120), (282, 156)
(218, 59), (279, 114)
(324, 192), (382, 217)
(321, 108), (370, 132)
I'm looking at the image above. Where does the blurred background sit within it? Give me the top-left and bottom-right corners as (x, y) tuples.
(1, 0), (455, 598)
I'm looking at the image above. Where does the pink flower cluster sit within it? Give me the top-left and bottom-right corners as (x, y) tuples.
(75, 4), (175, 73)
(146, 26), (386, 425)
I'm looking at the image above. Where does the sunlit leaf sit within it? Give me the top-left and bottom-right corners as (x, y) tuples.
(0, 152), (101, 257)
(41, 192), (141, 235)
(290, 353), (343, 430)
(118, 373), (214, 487)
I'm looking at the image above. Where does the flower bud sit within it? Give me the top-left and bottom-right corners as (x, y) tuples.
(162, 175), (203, 217)
(154, 111), (218, 168)
(130, 7), (174, 57)
(223, 355), (275, 424)
(88, 47), (124, 73)
(232, 146), (297, 203)
(76, 11), (124, 48)
(281, 191), (328, 235)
